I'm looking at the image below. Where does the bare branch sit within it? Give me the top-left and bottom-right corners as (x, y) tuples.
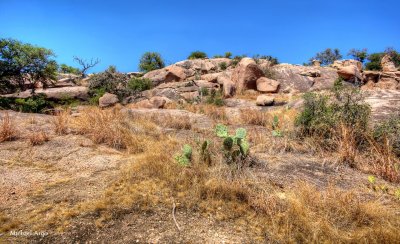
(73, 56), (100, 77)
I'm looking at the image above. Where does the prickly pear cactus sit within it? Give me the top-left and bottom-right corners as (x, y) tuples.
(214, 124), (250, 164)
(216, 124), (228, 138)
(174, 144), (192, 166)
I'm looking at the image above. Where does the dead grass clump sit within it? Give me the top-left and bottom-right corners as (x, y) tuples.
(365, 136), (400, 183)
(51, 109), (70, 135)
(71, 106), (158, 153)
(336, 124), (358, 167)
(28, 130), (49, 146)
(265, 182), (400, 243)
(0, 112), (18, 142)
(148, 113), (192, 130)
(240, 108), (270, 126)
(183, 103), (227, 123)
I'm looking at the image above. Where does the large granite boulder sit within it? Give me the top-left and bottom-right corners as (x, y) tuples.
(256, 77), (280, 93)
(143, 65), (189, 86)
(1, 87), (89, 100)
(381, 54), (398, 72)
(231, 58), (264, 93)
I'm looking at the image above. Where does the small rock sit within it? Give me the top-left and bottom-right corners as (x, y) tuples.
(99, 93), (119, 108)
(256, 95), (274, 106)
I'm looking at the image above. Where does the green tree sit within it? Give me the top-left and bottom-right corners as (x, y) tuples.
(188, 51), (207, 60)
(138, 52), (165, 73)
(348, 48), (368, 63)
(0, 38), (58, 93)
(310, 48), (342, 66)
(59, 64), (81, 75)
(365, 53), (383, 71)
(224, 52), (232, 58)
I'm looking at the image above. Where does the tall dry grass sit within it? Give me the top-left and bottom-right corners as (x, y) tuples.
(70, 107), (160, 153)
(0, 112), (17, 142)
(51, 109), (70, 135)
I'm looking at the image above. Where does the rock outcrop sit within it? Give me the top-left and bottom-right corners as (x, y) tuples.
(381, 54), (397, 72)
(2, 87), (89, 100)
(231, 58), (264, 93)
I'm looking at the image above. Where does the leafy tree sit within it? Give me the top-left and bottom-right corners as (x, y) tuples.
(138, 52), (165, 73)
(59, 64), (81, 75)
(224, 52), (232, 58)
(188, 51), (207, 60)
(73, 56), (100, 77)
(0, 38), (58, 93)
(365, 53), (383, 71)
(364, 48), (400, 71)
(310, 48), (342, 66)
(348, 48), (368, 63)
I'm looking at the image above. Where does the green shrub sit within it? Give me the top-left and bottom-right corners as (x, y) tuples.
(295, 82), (370, 138)
(188, 51), (207, 60)
(224, 52), (232, 59)
(14, 94), (50, 113)
(373, 115), (400, 157)
(88, 87), (106, 105)
(219, 62), (227, 71)
(365, 53), (383, 71)
(88, 66), (134, 100)
(127, 77), (152, 92)
(206, 89), (224, 106)
(139, 52), (165, 73)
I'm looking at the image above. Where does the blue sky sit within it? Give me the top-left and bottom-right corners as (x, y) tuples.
(1, 0), (399, 72)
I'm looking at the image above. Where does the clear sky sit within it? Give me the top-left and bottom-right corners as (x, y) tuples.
(1, 0), (399, 72)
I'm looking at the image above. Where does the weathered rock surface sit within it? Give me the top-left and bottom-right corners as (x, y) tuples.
(381, 54), (398, 72)
(337, 65), (363, 82)
(99, 93), (119, 108)
(232, 58), (264, 93)
(256, 77), (280, 93)
(1, 86), (89, 100)
(256, 95), (274, 106)
(273, 64), (338, 92)
(143, 65), (189, 86)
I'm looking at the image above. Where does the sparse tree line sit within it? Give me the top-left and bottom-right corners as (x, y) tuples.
(1, 37), (399, 95)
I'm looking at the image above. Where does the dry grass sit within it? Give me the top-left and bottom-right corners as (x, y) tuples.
(51, 109), (70, 135)
(182, 103), (227, 123)
(147, 113), (192, 129)
(364, 136), (400, 183)
(70, 106), (160, 153)
(240, 108), (270, 126)
(23, 129), (400, 242)
(28, 130), (49, 146)
(0, 112), (18, 142)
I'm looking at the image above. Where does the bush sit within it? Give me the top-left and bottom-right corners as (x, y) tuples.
(309, 48), (342, 66)
(139, 52), (165, 73)
(295, 81), (370, 138)
(88, 66), (131, 100)
(206, 89), (224, 106)
(219, 62), (227, 71)
(253, 54), (279, 65)
(127, 77), (152, 92)
(14, 94), (51, 113)
(188, 51), (207, 60)
(373, 115), (400, 157)
(225, 52), (232, 59)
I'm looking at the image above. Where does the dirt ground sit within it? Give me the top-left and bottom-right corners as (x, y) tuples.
(1, 91), (400, 243)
